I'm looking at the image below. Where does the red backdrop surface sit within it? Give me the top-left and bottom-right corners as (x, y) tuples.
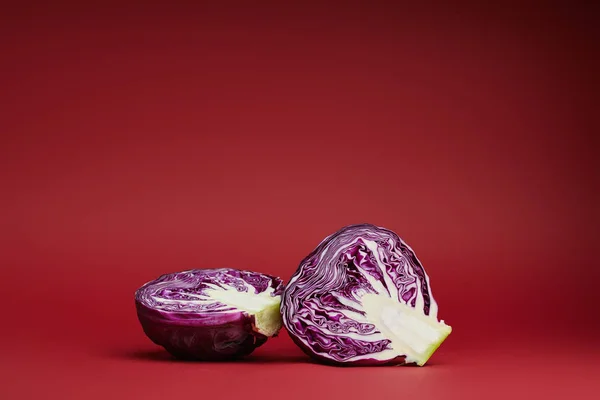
(1, 2), (598, 399)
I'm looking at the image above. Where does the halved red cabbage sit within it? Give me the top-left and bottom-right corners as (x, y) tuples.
(135, 268), (284, 360)
(281, 224), (451, 366)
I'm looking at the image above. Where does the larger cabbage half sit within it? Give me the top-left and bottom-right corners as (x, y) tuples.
(281, 224), (451, 366)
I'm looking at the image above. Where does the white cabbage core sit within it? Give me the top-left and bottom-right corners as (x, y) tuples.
(362, 293), (452, 366)
(205, 285), (282, 337)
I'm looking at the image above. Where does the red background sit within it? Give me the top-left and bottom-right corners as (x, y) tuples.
(1, 2), (598, 399)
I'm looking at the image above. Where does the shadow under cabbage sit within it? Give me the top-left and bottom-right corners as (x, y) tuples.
(110, 348), (312, 364)
(108, 348), (441, 366)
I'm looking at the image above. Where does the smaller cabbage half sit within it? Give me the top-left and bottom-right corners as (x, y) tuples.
(135, 268), (284, 360)
(281, 224), (452, 366)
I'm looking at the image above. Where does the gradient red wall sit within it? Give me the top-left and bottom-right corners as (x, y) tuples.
(1, 2), (598, 399)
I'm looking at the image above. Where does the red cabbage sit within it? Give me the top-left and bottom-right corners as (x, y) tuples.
(135, 268), (284, 360)
(281, 224), (451, 366)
